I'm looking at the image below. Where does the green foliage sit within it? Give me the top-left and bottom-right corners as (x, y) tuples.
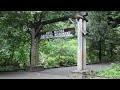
(1, 11), (120, 71)
(40, 38), (77, 68)
(87, 11), (110, 63)
(97, 63), (120, 79)
(0, 11), (79, 71)
(87, 11), (120, 63)
(0, 11), (31, 71)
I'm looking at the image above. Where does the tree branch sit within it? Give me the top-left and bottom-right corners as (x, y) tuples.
(35, 24), (43, 38)
(33, 15), (85, 27)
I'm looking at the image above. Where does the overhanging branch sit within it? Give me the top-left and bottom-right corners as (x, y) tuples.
(33, 15), (86, 27)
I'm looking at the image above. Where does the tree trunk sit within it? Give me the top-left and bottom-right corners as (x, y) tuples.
(10, 44), (15, 60)
(35, 24), (43, 65)
(110, 43), (113, 62)
(35, 36), (40, 65)
(30, 28), (35, 66)
(99, 38), (102, 63)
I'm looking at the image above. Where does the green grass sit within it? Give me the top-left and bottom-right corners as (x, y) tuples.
(96, 63), (120, 79)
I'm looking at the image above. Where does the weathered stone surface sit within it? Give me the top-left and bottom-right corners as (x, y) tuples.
(25, 65), (44, 72)
(69, 70), (97, 79)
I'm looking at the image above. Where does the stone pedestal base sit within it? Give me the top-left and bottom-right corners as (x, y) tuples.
(69, 70), (96, 79)
(25, 65), (44, 72)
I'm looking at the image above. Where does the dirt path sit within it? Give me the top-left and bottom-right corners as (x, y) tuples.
(40, 63), (111, 76)
(0, 63), (111, 79)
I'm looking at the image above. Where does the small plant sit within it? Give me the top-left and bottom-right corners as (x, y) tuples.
(96, 62), (120, 79)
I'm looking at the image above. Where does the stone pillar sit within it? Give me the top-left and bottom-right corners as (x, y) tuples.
(77, 19), (83, 71)
(82, 19), (87, 70)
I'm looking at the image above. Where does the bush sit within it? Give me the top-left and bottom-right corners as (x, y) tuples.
(40, 38), (77, 69)
(0, 61), (20, 72)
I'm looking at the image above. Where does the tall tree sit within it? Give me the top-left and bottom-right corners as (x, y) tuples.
(87, 11), (109, 63)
